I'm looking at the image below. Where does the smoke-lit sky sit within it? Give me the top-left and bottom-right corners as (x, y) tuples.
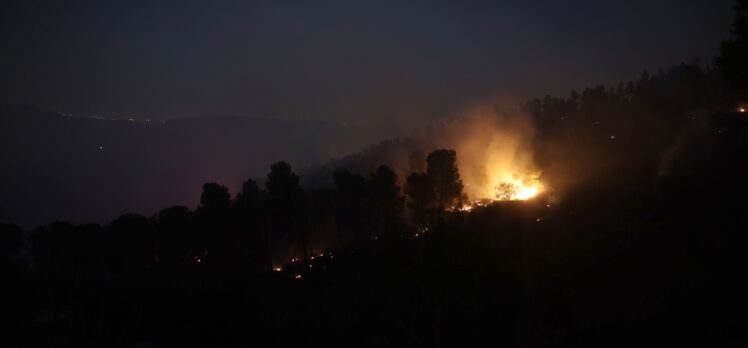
(0, 0), (733, 128)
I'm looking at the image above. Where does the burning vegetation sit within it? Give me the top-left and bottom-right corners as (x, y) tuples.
(456, 175), (544, 212)
(493, 173), (543, 201)
(422, 105), (547, 210)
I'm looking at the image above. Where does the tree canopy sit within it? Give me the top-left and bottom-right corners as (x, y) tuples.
(716, 0), (748, 101)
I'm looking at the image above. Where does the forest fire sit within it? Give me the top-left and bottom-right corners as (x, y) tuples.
(456, 172), (544, 212)
(441, 106), (545, 210)
(494, 176), (543, 201)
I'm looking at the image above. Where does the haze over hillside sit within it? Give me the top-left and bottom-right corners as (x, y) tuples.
(0, 105), (385, 227)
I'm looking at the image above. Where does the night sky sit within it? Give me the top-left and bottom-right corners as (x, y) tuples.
(0, 0), (734, 129)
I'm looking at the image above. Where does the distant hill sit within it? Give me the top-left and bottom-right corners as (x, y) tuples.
(0, 105), (381, 227)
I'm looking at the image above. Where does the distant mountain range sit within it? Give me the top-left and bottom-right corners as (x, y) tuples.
(0, 105), (385, 227)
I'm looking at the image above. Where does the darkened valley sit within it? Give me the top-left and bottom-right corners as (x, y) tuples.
(1, 1), (746, 347)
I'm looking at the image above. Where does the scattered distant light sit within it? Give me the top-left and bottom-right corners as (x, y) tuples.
(319, 253), (325, 257)
(96, 145), (104, 151)
(310, 256), (315, 260)
(414, 233), (419, 238)
(308, 264), (313, 268)
(546, 204), (551, 208)
(536, 218), (541, 222)
(273, 267), (282, 272)
(739, 107), (746, 113)
(294, 274), (302, 279)
(594, 121), (600, 125)
(610, 135), (616, 140)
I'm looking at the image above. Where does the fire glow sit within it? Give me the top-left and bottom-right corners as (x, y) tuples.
(457, 175), (543, 212)
(493, 174), (544, 201)
(444, 107), (545, 203)
(424, 106), (547, 211)
(463, 166), (544, 203)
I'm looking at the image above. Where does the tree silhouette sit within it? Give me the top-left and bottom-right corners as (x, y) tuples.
(716, 0), (748, 101)
(108, 214), (155, 276)
(197, 183), (231, 271)
(235, 179), (264, 228)
(426, 149), (464, 220)
(302, 188), (335, 258)
(0, 223), (24, 263)
(333, 169), (367, 244)
(495, 182), (518, 201)
(156, 206), (194, 272)
(198, 183), (231, 221)
(404, 172), (435, 229)
(366, 165), (404, 240)
(29, 222), (77, 277)
(265, 161), (302, 267)
(233, 179), (266, 271)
